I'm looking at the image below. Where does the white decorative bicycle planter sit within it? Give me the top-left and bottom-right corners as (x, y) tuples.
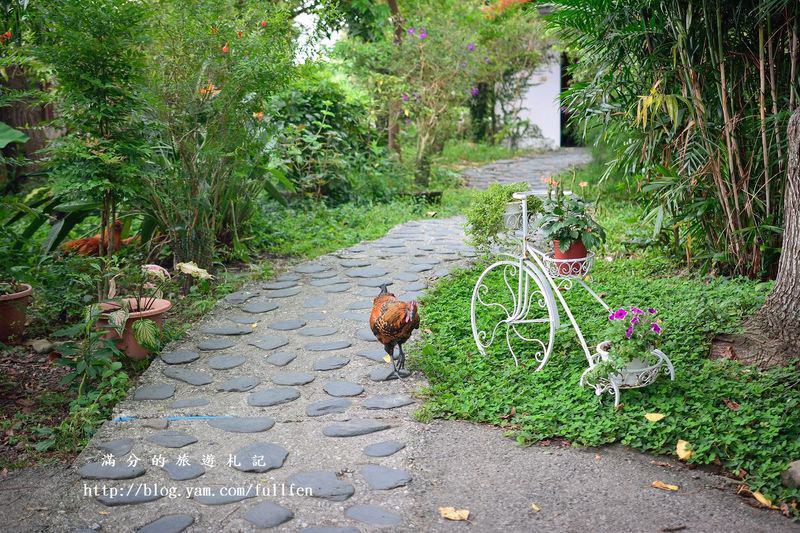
(470, 192), (675, 407)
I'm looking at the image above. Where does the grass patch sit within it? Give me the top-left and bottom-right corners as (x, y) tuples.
(414, 175), (800, 507)
(434, 139), (537, 168)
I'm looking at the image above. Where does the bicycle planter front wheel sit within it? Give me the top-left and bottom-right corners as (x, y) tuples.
(471, 259), (558, 370)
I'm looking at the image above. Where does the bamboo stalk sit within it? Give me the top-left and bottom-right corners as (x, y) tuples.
(759, 21), (771, 216)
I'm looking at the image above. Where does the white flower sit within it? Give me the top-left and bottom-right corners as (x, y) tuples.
(175, 261), (213, 280)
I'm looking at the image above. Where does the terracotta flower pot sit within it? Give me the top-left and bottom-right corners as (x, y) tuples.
(0, 283), (32, 344)
(553, 240), (588, 275)
(98, 297), (171, 360)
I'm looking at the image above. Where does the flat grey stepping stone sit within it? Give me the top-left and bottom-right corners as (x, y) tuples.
(310, 277), (345, 287)
(263, 280), (297, 290)
(244, 501), (294, 529)
(163, 367), (213, 386)
(356, 288), (380, 298)
(303, 311), (327, 320)
(340, 310), (369, 322)
(198, 338), (235, 351)
(208, 354), (246, 370)
(361, 464), (412, 489)
(363, 394), (414, 410)
(305, 398), (351, 416)
(217, 376), (260, 392)
(300, 326), (338, 337)
(363, 441), (405, 457)
(134, 383), (175, 400)
(231, 442), (288, 472)
(341, 259), (370, 267)
(300, 526), (359, 533)
(228, 314), (260, 325)
(305, 340), (351, 351)
(266, 351), (296, 367)
(148, 430), (197, 448)
(395, 272), (419, 282)
(323, 381), (364, 397)
(265, 287), (301, 298)
(356, 278), (393, 288)
(411, 257), (441, 265)
(406, 264), (433, 273)
(323, 284), (350, 293)
(169, 397), (209, 409)
(97, 438), (134, 457)
(201, 324), (252, 336)
(346, 266), (388, 278)
(242, 300), (279, 314)
(369, 367), (409, 381)
(287, 471), (355, 501)
(345, 505), (402, 526)
(310, 270), (338, 279)
(418, 244), (435, 251)
(208, 416), (274, 433)
(141, 419), (169, 430)
(355, 328), (377, 342)
(225, 291), (257, 304)
(249, 336), (289, 351)
(402, 291), (424, 300)
(404, 282), (426, 291)
(296, 263), (328, 274)
(161, 350), (199, 365)
(79, 462), (146, 480)
(323, 419), (391, 437)
(137, 514), (194, 533)
(358, 347), (390, 362)
(194, 492), (255, 505)
(433, 267), (452, 278)
(303, 296), (328, 308)
(97, 492), (163, 507)
(347, 300), (373, 310)
(461, 250), (477, 258)
(348, 245), (368, 252)
(248, 387), (300, 407)
(277, 273), (301, 281)
(269, 319), (306, 331)
(313, 356), (350, 371)
(272, 372), (315, 386)
(162, 462), (205, 481)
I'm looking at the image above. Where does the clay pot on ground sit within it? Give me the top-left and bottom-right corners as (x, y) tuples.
(553, 240), (588, 275)
(0, 283), (32, 343)
(98, 297), (171, 360)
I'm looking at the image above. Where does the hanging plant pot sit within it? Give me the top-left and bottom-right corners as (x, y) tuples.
(0, 284), (33, 343)
(553, 240), (588, 275)
(98, 297), (171, 360)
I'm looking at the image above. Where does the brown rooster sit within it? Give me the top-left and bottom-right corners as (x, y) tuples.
(369, 284), (420, 376)
(61, 220), (123, 256)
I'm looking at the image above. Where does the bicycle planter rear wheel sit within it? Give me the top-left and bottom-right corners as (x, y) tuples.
(471, 260), (558, 370)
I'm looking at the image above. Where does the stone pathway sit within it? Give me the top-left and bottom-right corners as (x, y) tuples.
(2, 149), (796, 532)
(462, 147), (592, 192)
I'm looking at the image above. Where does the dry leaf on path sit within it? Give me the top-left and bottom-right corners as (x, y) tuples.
(676, 440), (693, 460)
(645, 412), (665, 422)
(652, 480), (679, 491)
(722, 398), (741, 411)
(530, 503), (541, 513)
(752, 491), (778, 509)
(439, 507), (469, 521)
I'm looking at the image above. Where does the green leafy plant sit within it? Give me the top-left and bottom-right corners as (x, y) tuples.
(465, 183), (541, 251)
(535, 184), (605, 251)
(0, 279), (23, 296)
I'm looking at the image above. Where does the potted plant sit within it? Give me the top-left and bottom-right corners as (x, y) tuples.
(591, 306), (665, 385)
(535, 180), (605, 274)
(465, 183), (542, 252)
(99, 262), (212, 359)
(0, 280), (33, 343)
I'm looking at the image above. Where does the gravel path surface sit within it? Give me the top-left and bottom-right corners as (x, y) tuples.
(1, 149), (795, 532)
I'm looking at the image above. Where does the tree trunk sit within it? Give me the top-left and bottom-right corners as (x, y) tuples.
(757, 109), (800, 340)
(386, 0), (403, 158)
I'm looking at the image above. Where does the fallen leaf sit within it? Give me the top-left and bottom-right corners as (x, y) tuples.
(676, 440), (693, 461)
(721, 345), (738, 360)
(530, 503), (541, 512)
(650, 460), (673, 468)
(500, 407), (517, 420)
(426, 211), (438, 217)
(645, 412), (665, 422)
(722, 398), (740, 411)
(652, 480), (679, 491)
(780, 502), (791, 517)
(98, 511), (109, 516)
(439, 507), (469, 521)
(383, 355), (392, 364)
(753, 491), (778, 509)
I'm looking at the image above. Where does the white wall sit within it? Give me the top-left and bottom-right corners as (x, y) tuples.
(501, 56), (562, 150)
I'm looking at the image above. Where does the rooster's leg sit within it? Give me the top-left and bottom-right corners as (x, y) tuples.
(397, 344), (406, 371)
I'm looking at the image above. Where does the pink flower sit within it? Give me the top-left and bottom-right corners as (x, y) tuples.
(418, 29), (427, 39)
(648, 307), (657, 314)
(608, 313), (616, 321)
(631, 316), (640, 325)
(625, 326), (634, 339)
(614, 308), (628, 320)
(631, 307), (644, 315)
(651, 323), (662, 334)
(467, 43), (475, 52)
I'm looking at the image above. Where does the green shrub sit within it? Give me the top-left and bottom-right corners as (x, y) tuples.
(464, 183), (541, 251)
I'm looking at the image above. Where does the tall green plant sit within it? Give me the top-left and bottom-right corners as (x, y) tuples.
(550, 0), (800, 278)
(38, 0), (150, 299)
(140, 0), (295, 267)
